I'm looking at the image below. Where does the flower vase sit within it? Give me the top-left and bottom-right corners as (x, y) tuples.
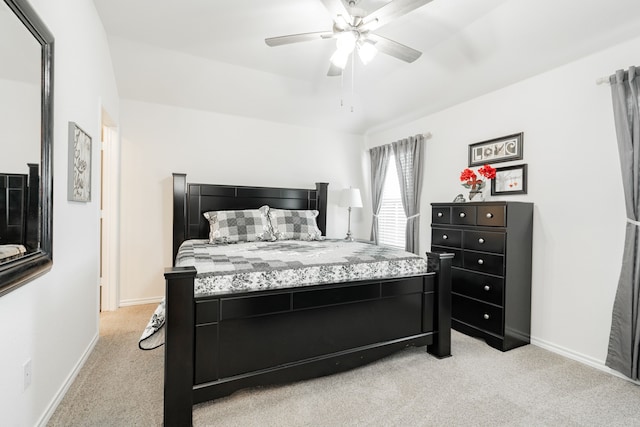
(468, 189), (484, 202)
(468, 184), (489, 202)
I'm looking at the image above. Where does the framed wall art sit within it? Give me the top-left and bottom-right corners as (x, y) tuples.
(67, 121), (92, 202)
(491, 164), (528, 195)
(468, 132), (523, 167)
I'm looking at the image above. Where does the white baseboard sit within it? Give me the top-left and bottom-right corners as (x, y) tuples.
(37, 332), (99, 427)
(531, 336), (640, 385)
(119, 296), (163, 307)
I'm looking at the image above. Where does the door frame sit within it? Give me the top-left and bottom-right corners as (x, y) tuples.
(100, 108), (120, 311)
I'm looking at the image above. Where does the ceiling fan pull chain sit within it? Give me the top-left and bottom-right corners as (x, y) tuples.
(340, 67), (345, 107)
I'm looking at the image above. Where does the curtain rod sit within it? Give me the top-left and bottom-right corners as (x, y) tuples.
(596, 76), (610, 85)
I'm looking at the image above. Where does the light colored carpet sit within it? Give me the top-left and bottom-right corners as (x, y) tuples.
(48, 304), (639, 426)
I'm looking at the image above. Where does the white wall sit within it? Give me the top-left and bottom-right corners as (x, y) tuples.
(0, 79), (39, 172)
(365, 35), (640, 370)
(0, 0), (119, 425)
(118, 100), (365, 304)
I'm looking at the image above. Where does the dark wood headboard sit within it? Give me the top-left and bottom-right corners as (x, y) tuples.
(0, 163), (39, 250)
(171, 173), (329, 261)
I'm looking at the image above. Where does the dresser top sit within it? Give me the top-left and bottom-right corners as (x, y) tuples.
(431, 201), (532, 206)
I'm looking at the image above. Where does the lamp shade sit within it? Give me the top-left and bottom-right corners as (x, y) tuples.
(330, 48), (350, 69)
(339, 188), (363, 208)
(357, 40), (378, 65)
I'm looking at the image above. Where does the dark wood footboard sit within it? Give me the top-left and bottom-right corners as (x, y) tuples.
(163, 252), (452, 427)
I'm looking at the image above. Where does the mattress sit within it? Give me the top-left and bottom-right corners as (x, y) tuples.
(139, 239), (429, 349)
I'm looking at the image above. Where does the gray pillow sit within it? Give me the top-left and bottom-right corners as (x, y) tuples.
(267, 208), (323, 241)
(203, 205), (274, 243)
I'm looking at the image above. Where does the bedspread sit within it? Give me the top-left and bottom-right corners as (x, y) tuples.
(179, 239), (428, 297)
(139, 239), (429, 349)
(0, 244), (26, 262)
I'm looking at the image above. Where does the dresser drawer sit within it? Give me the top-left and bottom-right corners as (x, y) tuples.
(477, 205), (506, 227)
(462, 250), (504, 276)
(431, 246), (462, 268)
(452, 268), (503, 306)
(463, 230), (505, 254)
(432, 206), (451, 224)
(452, 294), (503, 336)
(432, 228), (462, 248)
(451, 206), (476, 225)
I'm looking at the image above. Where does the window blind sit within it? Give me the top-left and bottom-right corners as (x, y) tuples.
(378, 155), (406, 249)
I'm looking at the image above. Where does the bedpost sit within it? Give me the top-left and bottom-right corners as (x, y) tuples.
(426, 252), (453, 358)
(315, 182), (328, 236)
(172, 173), (187, 262)
(25, 163), (39, 251)
(164, 266), (197, 427)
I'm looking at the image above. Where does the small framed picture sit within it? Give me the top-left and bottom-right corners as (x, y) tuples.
(491, 164), (527, 195)
(67, 121), (92, 202)
(468, 132), (523, 167)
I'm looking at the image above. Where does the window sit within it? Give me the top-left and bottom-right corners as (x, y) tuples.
(378, 156), (406, 248)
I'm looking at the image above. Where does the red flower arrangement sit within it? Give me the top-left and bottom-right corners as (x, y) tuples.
(460, 164), (496, 194)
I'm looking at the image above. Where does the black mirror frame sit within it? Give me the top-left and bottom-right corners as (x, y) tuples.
(0, 0), (53, 297)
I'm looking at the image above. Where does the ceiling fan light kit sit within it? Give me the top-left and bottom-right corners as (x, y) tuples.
(330, 48), (351, 69)
(357, 39), (378, 65)
(336, 30), (358, 51)
(265, 0), (433, 76)
(330, 31), (372, 70)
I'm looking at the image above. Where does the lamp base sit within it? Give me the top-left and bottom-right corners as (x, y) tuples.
(344, 207), (355, 242)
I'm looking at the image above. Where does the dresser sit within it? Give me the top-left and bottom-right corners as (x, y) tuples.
(430, 201), (533, 351)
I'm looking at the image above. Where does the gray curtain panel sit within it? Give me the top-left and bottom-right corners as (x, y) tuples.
(607, 66), (640, 380)
(392, 135), (425, 254)
(369, 144), (392, 244)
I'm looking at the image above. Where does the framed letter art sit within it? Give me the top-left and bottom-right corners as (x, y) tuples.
(491, 164), (528, 195)
(67, 121), (92, 202)
(468, 132), (523, 167)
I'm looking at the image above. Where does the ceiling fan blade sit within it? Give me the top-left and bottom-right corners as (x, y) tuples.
(265, 31), (334, 47)
(360, 0), (434, 32)
(319, 0), (352, 28)
(327, 62), (343, 77)
(367, 33), (422, 63)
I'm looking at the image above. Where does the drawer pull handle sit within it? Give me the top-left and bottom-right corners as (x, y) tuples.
(483, 313), (490, 320)
(437, 212), (443, 217)
(442, 234), (448, 240)
(486, 213), (494, 218)
(478, 238), (485, 244)
(484, 285), (491, 291)
(459, 212), (466, 218)
(477, 259), (484, 265)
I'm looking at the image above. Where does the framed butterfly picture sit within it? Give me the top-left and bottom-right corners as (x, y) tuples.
(491, 164), (528, 195)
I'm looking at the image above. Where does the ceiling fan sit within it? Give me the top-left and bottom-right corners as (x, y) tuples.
(265, 0), (434, 76)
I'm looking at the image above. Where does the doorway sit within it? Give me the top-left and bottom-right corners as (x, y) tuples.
(100, 109), (120, 311)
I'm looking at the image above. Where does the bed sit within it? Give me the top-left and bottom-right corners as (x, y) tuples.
(0, 164), (39, 260)
(153, 173), (453, 426)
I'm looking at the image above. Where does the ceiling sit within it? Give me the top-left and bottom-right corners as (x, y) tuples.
(93, 0), (640, 134)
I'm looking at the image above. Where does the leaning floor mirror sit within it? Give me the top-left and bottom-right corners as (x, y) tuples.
(0, 0), (54, 296)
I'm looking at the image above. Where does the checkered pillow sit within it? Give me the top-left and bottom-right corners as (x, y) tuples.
(267, 208), (323, 241)
(203, 205), (274, 243)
